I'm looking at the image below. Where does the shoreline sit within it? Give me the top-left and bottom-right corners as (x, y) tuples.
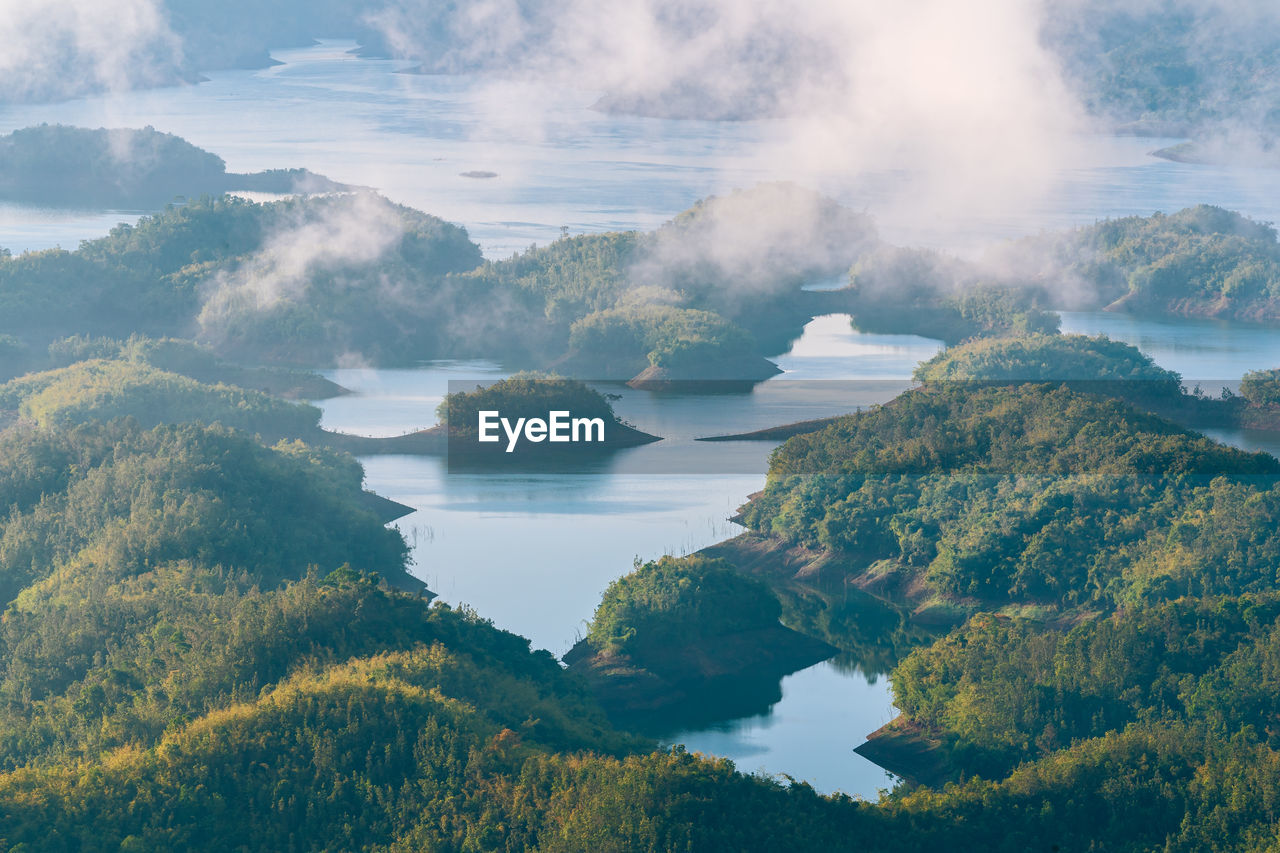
(563, 625), (836, 717)
(853, 718), (958, 787)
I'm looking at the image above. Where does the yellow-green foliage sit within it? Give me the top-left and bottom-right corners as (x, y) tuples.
(437, 375), (616, 430)
(0, 419), (406, 605)
(569, 304), (755, 369)
(742, 384), (1280, 608)
(0, 358), (320, 436)
(1242, 368), (1280, 406)
(587, 555), (782, 657)
(914, 333), (1183, 387)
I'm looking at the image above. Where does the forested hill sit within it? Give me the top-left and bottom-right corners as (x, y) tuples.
(11, 407), (1280, 848)
(1006, 205), (1280, 323)
(912, 334), (1182, 388)
(852, 206), (1280, 328)
(739, 383), (1280, 615)
(0, 192), (487, 366)
(0, 183), (872, 379)
(1043, 0), (1280, 139)
(0, 125), (350, 206)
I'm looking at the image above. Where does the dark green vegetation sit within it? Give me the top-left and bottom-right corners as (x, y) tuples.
(478, 182), (874, 378)
(0, 336), (1148, 852)
(714, 369), (1280, 849)
(0, 183), (870, 378)
(0, 125), (348, 207)
(739, 384), (1280, 613)
(0, 358), (321, 439)
(44, 335), (347, 399)
(913, 333), (1182, 387)
(0, 350), (869, 851)
(566, 304), (757, 376)
(909, 333), (1280, 437)
(846, 247), (1060, 344)
(438, 376), (619, 432)
(8, 218), (1280, 852)
(1001, 205), (1280, 323)
(0, 192), (483, 366)
(0, 420), (410, 605)
(864, 591), (1280, 851)
(0, 348), (452, 459)
(1242, 368), (1280, 406)
(566, 554), (834, 725)
(890, 597), (1280, 779)
(863, 206), (1280, 327)
(437, 375), (659, 459)
(586, 555), (787, 658)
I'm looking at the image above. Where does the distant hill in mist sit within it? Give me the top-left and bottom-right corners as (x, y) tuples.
(0, 125), (350, 207)
(10, 0), (1280, 141)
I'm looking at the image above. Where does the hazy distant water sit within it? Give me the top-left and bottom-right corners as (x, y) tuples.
(4, 41), (1280, 258)
(1059, 311), (1280, 383)
(1060, 311), (1280, 460)
(8, 41), (1280, 799)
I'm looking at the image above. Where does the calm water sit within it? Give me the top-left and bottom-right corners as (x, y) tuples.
(316, 316), (940, 797)
(1059, 311), (1280, 384)
(5, 40), (1280, 258)
(1060, 311), (1280, 460)
(5, 41), (1280, 798)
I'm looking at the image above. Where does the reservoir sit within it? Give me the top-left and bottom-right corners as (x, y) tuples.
(4, 41), (1280, 798)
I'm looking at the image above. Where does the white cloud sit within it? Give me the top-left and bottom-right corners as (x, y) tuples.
(0, 0), (183, 101)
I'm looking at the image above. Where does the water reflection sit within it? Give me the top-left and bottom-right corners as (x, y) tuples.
(775, 580), (942, 679)
(661, 660), (900, 797)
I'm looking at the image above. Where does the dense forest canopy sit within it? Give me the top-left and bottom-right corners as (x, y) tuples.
(0, 192), (487, 365)
(0, 420), (409, 605)
(0, 182), (870, 379)
(3, 174), (1280, 853)
(41, 334), (347, 399)
(10, 3), (1280, 850)
(891, 595), (1280, 777)
(989, 205), (1280, 322)
(468, 182), (873, 376)
(9, 404), (1280, 852)
(1242, 368), (1280, 406)
(846, 246), (1060, 344)
(913, 334), (1183, 387)
(0, 358), (322, 438)
(741, 384), (1280, 611)
(586, 555), (783, 658)
(857, 206), (1280, 327)
(437, 376), (618, 431)
(1043, 0), (1280, 137)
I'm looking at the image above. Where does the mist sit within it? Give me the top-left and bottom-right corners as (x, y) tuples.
(362, 0), (1091, 235)
(0, 0), (185, 102)
(197, 191), (408, 325)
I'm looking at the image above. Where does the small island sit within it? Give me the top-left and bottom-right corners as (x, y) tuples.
(563, 554), (835, 717)
(728, 381), (1280, 628)
(0, 125), (351, 207)
(1151, 140), (1280, 169)
(434, 376), (660, 465)
(912, 333), (1280, 434)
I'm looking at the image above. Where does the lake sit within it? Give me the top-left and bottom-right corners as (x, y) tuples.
(5, 41), (1280, 798)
